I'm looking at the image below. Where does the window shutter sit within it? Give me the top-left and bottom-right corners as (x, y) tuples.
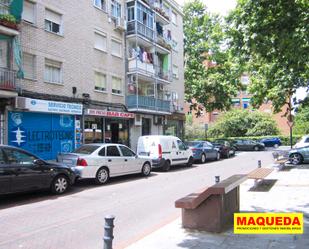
(23, 1), (35, 23)
(45, 9), (61, 24)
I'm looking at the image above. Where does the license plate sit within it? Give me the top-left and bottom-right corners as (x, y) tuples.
(63, 159), (72, 165)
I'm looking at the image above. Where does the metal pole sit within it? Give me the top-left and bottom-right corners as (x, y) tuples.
(215, 176), (220, 184)
(103, 215), (115, 249)
(258, 160), (261, 168)
(290, 126), (293, 149)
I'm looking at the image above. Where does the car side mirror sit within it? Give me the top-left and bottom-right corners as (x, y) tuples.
(33, 159), (46, 166)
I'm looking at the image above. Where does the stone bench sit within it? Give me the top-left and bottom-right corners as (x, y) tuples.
(175, 174), (247, 233)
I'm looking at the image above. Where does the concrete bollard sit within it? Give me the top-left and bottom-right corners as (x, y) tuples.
(258, 160), (262, 168)
(215, 176), (220, 184)
(103, 215), (115, 249)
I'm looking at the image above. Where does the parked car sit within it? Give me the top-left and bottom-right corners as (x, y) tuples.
(212, 140), (236, 158)
(0, 145), (75, 195)
(137, 135), (194, 171)
(259, 137), (282, 148)
(232, 139), (265, 151)
(57, 144), (151, 184)
(294, 135), (309, 148)
(289, 146), (309, 165)
(185, 141), (220, 163)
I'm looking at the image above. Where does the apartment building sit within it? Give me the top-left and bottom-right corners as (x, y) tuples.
(0, 0), (185, 159)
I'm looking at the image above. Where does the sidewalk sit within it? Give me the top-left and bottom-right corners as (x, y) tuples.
(125, 165), (309, 249)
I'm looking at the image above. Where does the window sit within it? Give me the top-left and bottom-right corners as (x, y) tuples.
(177, 140), (186, 151)
(45, 9), (62, 35)
(98, 147), (106, 156)
(74, 145), (100, 154)
(94, 0), (106, 11)
(127, 6), (134, 21)
(112, 76), (122, 94)
(106, 146), (120, 157)
(111, 0), (121, 18)
(22, 0), (35, 24)
(94, 72), (107, 92)
(119, 146), (135, 157)
(94, 32), (107, 52)
(3, 148), (36, 165)
(44, 58), (62, 84)
(171, 11), (177, 25)
(111, 40), (122, 57)
(172, 65), (179, 79)
(23, 53), (36, 79)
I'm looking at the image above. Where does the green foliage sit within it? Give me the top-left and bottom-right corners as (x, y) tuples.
(207, 109), (279, 137)
(0, 14), (16, 23)
(183, 0), (243, 114)
(227, 0), (309, 113)
(294, 105), (309, 134)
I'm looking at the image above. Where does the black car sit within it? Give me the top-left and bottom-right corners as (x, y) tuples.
(0, 145), (75, 195)
(212, 140), (236, 158)
(232, 139), (265, 151)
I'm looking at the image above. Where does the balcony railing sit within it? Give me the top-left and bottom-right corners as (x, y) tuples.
(128, 58), (155, 76)
(127, 21), (154, 41)
(0, 67), (16, 90)
(127, 95), (171, 113)
(155, 65), (172, 82)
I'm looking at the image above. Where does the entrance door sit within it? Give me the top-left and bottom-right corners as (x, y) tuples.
(111, 123), (119, 143)
(142, 118), (151, 136)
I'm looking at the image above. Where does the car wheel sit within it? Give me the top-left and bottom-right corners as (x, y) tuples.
(289, 153), (303, 165)
(253, 146), (259, 151)
(95, 167), (109, 184)
(141, 162), (151, 176)
(274, 143), (279, 148)
(162, 160), (171, 172)
(51, 175), (69, 194)
(200, 153), (206, 163)
(187, 157), (194, 167)
(216, 152), (220, 161)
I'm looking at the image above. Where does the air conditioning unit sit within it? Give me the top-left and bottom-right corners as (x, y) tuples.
(114, 17), (126, 31)
(130, 74), (137, 83)
(134, 114), (142, 126)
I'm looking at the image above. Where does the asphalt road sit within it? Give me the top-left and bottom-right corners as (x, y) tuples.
(0, 151), (275, 249)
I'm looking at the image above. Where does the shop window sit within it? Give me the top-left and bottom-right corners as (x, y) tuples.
(45, 9), (62, 35)
(23, 53), (36, 80)
(94, 72), (107, 92)
(22, 0), (36, 24)
(112, 76), (122, 94)
(44, 58), (62, 84)
(94, 32), (107, 52)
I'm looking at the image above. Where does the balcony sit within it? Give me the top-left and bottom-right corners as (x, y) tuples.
(155, 65), (172, 83)
(128, 58), (155, 77)
(0, 67), (16, 91)
(0, 1), (19, 35)
(127, 21), (154, 41)
(127, 95), (171, 113)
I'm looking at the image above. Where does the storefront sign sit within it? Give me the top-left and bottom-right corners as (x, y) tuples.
(16, 97), (83, 115)
(86, 109), (135, 118)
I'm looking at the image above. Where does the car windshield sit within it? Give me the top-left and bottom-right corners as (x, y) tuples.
(73, 145), (100, 154)
(185, 142), (203, 148)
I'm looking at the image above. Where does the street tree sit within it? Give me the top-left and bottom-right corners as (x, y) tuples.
(227, 0), (309, 114)
(183, 0), (243, 114)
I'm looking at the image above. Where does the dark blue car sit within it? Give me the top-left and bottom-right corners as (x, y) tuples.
(259, 137), (281, 148)
(185, 141), (220, 163)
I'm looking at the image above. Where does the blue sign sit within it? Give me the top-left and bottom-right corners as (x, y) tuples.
(8, 111), (76, 160)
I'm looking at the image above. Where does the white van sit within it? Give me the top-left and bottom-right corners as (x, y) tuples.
(137, 135), (194, 171)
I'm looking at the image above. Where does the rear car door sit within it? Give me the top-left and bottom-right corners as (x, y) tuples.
(119, 145), (140, 173)
(0, 149), (12, 194)
(106, 145), (123, 175)
(2, 148), (51, 192)
(203, 142), (217, 159)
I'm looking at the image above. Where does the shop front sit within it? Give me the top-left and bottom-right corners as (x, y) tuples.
(7, 97), (83, 160)
(84, 109), (135, 146)
(164, 113), (185, 140)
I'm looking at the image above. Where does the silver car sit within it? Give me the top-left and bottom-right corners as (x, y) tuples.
(57, 144), (152, 184)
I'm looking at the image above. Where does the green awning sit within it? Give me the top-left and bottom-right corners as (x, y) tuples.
(242, 98), (250, 102)
(10, 0), (23, 23)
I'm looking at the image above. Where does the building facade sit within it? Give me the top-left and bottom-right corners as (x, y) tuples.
(0, 0), (185, 159)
